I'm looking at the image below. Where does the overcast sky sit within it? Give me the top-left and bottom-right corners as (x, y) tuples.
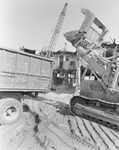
(0, 0), (119, 52)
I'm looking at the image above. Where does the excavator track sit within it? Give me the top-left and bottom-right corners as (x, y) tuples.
(70, 95), (119, 132)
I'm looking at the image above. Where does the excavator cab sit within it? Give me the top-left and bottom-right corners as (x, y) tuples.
(64, 8), (108, 48)
(80, 8), (108, 44)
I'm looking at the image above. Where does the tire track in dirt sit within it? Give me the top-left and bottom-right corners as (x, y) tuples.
(26, 98), (119, 150)
(99, 125), (119, 150)
(73, 116), (84, 137)
(38, 103), (72, 134)
(38, 99), (105, 150)
(89, 121), (111, 150)
(47, 122), (97, 150)
(85, 120), (113, 150)
(0, 120), (25, 150)
(109, 130), (119, 140)
(54, 113), (65, 126)
(33, 134), (47, 150)
(58, 115), (71, 131)
(5, 132), (24, 150)
(67, 116), (83, 137)
(81, 119), (99, 149)
(69, 110), (88, 138)
(5, 132), (25, 150)
(48, 111), (58, 121)
(37, 102), (98, 149)
(75, 117), (96, 144)
(51, 118), (98, 149)
(16, 138), (29, 150)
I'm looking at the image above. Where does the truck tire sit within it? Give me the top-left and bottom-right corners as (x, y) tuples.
(0, 98), (23, 125)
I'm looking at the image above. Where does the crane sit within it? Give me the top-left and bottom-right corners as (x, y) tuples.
(41, 3), (68, 58)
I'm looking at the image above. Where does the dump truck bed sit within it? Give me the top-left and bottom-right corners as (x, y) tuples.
(0, 46), (54, 92)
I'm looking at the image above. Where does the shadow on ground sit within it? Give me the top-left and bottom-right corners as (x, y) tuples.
(52, 84), (75, 94)
(39, 98), (72, 116)
(54, 101), (71, 116)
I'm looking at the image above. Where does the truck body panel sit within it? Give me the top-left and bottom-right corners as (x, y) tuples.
(0, 47), (54, 92)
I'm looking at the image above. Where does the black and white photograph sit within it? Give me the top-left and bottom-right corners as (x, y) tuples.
(0, 0), (119, 150)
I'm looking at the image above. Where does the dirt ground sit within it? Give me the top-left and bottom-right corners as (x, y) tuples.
(1, 85), (119, 150)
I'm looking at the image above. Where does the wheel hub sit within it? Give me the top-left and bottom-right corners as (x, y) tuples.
(4, 107), (18, 121)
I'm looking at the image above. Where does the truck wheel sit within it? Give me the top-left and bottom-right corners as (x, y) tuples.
(0, 98), (23, 125)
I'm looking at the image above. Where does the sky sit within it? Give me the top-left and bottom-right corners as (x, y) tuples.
(0, 0), (119, 52)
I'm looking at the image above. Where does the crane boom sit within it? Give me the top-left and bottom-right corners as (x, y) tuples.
(46, 3), (68, 57)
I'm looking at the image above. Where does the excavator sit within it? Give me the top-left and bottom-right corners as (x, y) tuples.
(64, 8), (119, 131)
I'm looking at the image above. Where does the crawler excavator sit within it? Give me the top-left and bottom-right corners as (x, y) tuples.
(64, 8), (119, 131)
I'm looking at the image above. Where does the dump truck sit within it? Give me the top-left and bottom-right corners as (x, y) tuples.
(0, 46), (54, 125)
(64, 8), (119, 131)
